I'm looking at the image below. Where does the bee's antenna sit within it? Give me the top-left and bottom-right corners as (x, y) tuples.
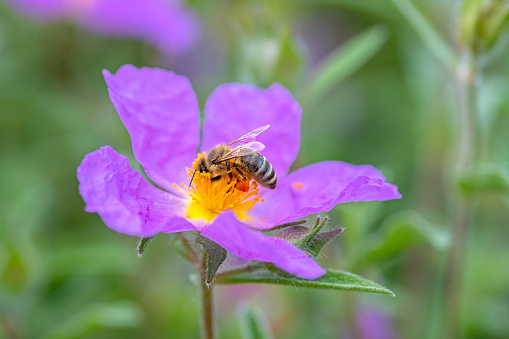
(189, 170), (197, 187)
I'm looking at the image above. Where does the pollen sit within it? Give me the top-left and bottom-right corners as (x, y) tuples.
(175, 156), (264, 223)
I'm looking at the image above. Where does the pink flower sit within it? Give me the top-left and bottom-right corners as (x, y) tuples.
(4, 0), (200, 55)
(77, 65), (401, 279)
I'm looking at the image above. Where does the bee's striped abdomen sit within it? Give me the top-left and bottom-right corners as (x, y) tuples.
(241, 153), (277, 189)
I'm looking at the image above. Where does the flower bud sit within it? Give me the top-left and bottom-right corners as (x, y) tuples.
(460, 0), (509, 52)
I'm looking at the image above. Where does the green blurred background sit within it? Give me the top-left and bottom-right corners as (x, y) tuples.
(1, 0), (509, 338)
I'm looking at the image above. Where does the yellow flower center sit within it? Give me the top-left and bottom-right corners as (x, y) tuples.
(175, 153), (264, 225)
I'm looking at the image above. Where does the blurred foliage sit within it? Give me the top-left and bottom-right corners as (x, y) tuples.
(461, 0), (509, 53)
(1, 0), (509, 338)
(237, 303), (274, 339)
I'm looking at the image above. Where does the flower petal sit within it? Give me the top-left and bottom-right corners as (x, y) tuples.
(4, 0), (69, 20)
(103, 65), (200, 190)
(247, 161), (402, 229)
(77, 146), (195, 237)
(201, 83), (301, 176)
(81, 0), (200, 55)
(201, 212), (326, 279)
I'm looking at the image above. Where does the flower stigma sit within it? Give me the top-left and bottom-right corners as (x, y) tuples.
(175, 153), (264, 224)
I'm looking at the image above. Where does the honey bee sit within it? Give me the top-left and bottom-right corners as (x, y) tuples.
(190, 125), (277, 190)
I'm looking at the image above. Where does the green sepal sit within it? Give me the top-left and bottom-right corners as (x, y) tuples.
(293, 216), (327, 249)
(265, 219), (310, 239)
(216, 269), (395, 296)
(265, 219), (308, 231)
(307, 228), (344, 256)
(136, 236), (155, 257)
(292, 216), (342, 256)
(196, 235), (227, 284)
(271, 225), (311, 240)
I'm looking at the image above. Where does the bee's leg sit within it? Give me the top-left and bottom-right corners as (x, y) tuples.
(233, 165), (247, 181)
(211, 175), (221, 182)
(224, 161), (236, 193)
(226, 160), (233, 182)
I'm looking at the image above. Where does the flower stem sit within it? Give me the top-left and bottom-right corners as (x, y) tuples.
(443, 48), (477, 339)
(200, 254), (215, 339)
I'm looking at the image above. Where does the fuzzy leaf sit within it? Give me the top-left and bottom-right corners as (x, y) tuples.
(196, 235), (227, 284)
(216, 270), (395, 296)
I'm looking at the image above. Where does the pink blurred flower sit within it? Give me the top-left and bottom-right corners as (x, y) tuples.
(4, 0), (200, 55)
(77, 65), (401, 279)
(344, 306), (399, 339)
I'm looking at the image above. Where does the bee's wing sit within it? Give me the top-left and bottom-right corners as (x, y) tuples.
(216, 142), (265, 162)
(226, 125), (270, 148)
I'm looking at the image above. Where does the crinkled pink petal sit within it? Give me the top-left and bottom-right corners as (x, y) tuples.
(5, 0), (200, 55)
(201, 83), (301, 176)
(103, 65), (200, 191)
(247, 161), (402, 229)
(77, 146), (195, 237)
(81, 0), (200, 55)
(201, 212), (326, 279)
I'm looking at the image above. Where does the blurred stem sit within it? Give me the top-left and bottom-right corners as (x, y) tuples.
(1, 315), (22, 339)
(443, 47), (477, 338)
(343, 293), (361, 339)
(200, 254), (215, 339)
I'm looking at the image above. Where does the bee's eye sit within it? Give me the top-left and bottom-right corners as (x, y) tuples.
(212, 160), (217, 165)
(200, 165), (206, 172)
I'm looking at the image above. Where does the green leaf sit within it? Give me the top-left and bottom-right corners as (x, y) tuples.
(238, 303), (274, 339)
(216, 270), (395, 296)
(42, 301), (143, 339)
(390, 0), (458, 68)
(358, 211), (449, 267)
(196, 235), (227, 284)
(1, 248), (27, 292)
(305, 25), (389, 106)
(458, 166), (509, 195)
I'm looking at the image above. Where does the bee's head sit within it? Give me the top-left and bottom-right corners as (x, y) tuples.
(205, 147), (228, 171)
(189, 156), (208, 187)
(195, 156), (208, 173)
